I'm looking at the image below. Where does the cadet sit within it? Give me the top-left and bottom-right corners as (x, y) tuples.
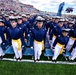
(9, 11), (14, 16)
(17, 16), (28, 39)
(7, 16), (25, 61)
(47, 16), (59, 35)
(31, 16), (46, 62)
(68, 21), (74, 29)
(69, 41), (76, 61)
(22, 14), (30, 33)
(52, 29), (69, 62)
(0, 19), (7, 59)
(63, 19), (68, 28)
(4, 14), (11, 27)
(50, 19), (64, 49)
(66, 21), (75, 51)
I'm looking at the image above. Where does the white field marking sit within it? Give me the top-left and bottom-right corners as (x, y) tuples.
(1, 58), (76, 65)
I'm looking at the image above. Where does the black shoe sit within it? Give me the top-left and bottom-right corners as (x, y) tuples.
(65, 57), (69, 61)
(16, 58), (19, 61)
(69, 60), (73, 62)
(34, 60), (37, 62)
(37, 59), (40, 61)
(52, 59), (56, 62)
(0, 56), (3, 60)
(19, 58), (22, 61)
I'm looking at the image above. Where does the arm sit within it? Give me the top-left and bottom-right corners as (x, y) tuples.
(53, 37), (59, 47)
(6, 28), (12, 45)
(0, 32), (5, 43)
(50, 28), (55, 40)
(19, 29), (26, 46)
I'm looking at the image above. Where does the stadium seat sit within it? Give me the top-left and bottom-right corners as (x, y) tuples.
(4, 46), (14, 54)
(44, 37), (50, 48)
(63, 50), (71, 57)
(44, 49), (54, 59)
(44, 43), (50, 48)
(1, 40), (10, 50)
(27, 35), (31, 47)
(23, 48), (34, 56)
(27, 40), (30, 47)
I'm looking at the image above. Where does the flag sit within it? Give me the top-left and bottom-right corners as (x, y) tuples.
(57, 2), (65, 16)
(66, 7), (73, 13)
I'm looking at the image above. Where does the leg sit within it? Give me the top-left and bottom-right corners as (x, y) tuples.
(0, 47), (4, 56)
(12, 42), (19, 59)
(18, 50), (22, 59)
(34, 42), (38, 60)
(70, 48), (76, 60)
(52, 45), (62, 60)
(0, 37), (4, 57)
(66, 38), (74, 51)
(17, 40), (22, 59)
(37, 44), (42, 60)
(51, 37), (56, 49)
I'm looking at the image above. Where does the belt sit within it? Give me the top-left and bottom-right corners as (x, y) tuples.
(57, 43), (64, 47)
(4, 33), (6, 40)
(34, 40), (43, 44)
(24, 33), (26, 37)
(53, 35), (56, 38)
(12, 39), (21, 51)
(57, 43), (64, 54)
(34, 40), (44, 50)
(70, 37), (76, 40)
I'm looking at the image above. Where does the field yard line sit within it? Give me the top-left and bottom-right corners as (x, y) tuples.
(1, 58), (76, 65)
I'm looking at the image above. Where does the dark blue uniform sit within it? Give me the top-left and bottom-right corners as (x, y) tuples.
(22, 21), (31, 33)
(63, 24), (68, 28)
(0, 26), (7, 43)
(7, 26), (25, 46)
(50, 25), (63, 40)
(30, 27), (46, 46)
(4, 19), (11, 27)
(53, 35), (69, 48)
(18, 23), (28, 38)
(32, 27), (46, 42)
(69, 29), (76, 38)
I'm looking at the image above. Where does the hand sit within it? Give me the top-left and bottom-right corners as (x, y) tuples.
(31, 46), (33, 49)
(28, 34), (30, 37)
(22, 45), (26, 50)
(52, 47), (55, 50)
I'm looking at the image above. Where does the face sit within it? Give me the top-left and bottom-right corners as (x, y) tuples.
(64, 21), (68, 25)
(37, 22), (43, 28)
(22, 17), (27, 21)
(58, 22), (63, 27)
(10, 14), (14, 16)
(26, 14), (30, 18)
(68, 24), (73, 27)
(50, 19), (52, 22)
(5, 17), (9, 20)
(17, 19), (22, 24)
(51, 18), (55, 22)
(55, 19), (59, 23)
(62, 32), (68, 36)
(0, 22), (4, 26)
(10, 21), (17, 28)
(0, 16), (2, 18)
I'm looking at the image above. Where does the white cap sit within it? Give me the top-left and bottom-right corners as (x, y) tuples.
(16, 16), (22, 19)
(62, 28), (70, 32)
(10, 11), (14, 14)
(22, 14), (27, 17)
(36, 16), (44, 21)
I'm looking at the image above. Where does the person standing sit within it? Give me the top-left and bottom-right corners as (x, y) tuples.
(31, 16), (46, 62)
(7, 16), (25, 61)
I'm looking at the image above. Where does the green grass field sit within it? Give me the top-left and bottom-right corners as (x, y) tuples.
(0, 60), (76, 75)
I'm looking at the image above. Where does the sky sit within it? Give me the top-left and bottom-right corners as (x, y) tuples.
(19, 0), (76, 15)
